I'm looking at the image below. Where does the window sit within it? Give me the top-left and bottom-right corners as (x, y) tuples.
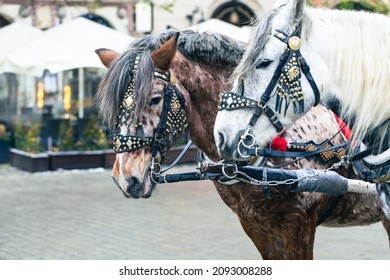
(211, 1), (255, 26)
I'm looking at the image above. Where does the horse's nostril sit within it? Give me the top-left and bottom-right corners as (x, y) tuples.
(126, 176), (142, 198)
(126, 177), (136, 187)
(127, 176), (141, 188)
(218, 132), (225, 150)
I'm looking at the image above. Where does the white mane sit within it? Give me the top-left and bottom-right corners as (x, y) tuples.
(306, 8), (390, 144)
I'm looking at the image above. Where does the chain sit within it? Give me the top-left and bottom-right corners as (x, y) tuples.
(232, 155), (350, 187)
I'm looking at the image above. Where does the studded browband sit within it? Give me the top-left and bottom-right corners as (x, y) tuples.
(218, 92), (284, 132)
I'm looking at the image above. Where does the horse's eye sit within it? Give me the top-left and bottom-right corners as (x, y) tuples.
(256, 60), (273, 69)
(149, 96), (162, 106)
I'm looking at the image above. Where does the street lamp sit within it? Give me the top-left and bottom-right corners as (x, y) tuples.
(19, 4), (32, 18)
(56, 5), (66, 24)
(186, 6), (205, 26)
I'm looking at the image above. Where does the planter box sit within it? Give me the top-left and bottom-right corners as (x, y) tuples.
(9, 148), (50, 172)
(103, 150), (116, 168)
(48, 150), (106, 170)
(9, 147), (197, 173)
(0, 141), (10, 163)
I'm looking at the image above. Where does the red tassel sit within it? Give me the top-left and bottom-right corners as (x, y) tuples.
(271, 136), (288, 151)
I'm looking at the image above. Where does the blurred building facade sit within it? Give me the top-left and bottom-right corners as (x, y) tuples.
(0, 1), (388, 33)
(0, 1), (271, 33)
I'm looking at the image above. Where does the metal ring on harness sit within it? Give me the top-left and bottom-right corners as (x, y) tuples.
(238, 140), (253, 159)
(240, 134), (256, 149)
(222, 163), (238, 179)
(150, 159), (161, 177)
(237, 128), (256, 158)
(150, 158), (161, 184)
(240, 130), (256, 148)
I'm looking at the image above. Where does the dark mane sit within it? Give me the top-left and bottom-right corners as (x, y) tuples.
(96, 30), (245, 130)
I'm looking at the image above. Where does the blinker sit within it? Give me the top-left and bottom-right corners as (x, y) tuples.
(112, 55), (188, 155)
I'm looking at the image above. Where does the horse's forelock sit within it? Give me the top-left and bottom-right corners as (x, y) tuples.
(133, 52), (154, 122)
(96, 49), (136, 130)
(96, 34), (164, 130)
(231, 9), (278, 82)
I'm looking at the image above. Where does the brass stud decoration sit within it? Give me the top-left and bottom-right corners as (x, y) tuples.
(288, 36), (302, 50)
(218, 92), (258, 111)
(275, 51), (305, 115)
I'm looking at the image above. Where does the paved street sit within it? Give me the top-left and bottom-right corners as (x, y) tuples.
(0, 164), (389, 260)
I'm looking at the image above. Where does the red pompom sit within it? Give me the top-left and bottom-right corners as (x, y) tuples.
(271, 136), (288, 151)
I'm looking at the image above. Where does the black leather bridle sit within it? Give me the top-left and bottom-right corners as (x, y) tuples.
(218, 28), (321, 147)
(112, 53), (188, 163)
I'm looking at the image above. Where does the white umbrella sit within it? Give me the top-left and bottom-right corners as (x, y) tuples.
(186, 18), (251, 43)
(7, 17), (134, 77)
(0, 22), (43, 74)
(6, 17), (135, 118)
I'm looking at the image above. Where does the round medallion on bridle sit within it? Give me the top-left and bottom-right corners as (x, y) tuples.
(288, 36), (302, 50)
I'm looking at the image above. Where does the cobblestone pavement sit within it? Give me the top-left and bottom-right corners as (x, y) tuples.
(0, 164), (389, 260)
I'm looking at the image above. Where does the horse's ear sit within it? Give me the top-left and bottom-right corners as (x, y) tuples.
(95, 48), (119, 68)
(151, 32), (180, 72)
(292, 0), (305, 20)
(276, 0), (305, 27)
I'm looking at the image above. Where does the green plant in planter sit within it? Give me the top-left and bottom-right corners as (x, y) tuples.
(14, 119), (45, 154)
(56, 120), (76, 151)
(79, 114), (109, 151)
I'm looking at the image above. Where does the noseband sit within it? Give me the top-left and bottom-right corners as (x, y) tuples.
(112, 53), (188, 161)
(218, 28), (320, 142)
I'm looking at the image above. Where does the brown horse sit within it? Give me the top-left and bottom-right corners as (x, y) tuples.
(96, 30), (390, 259)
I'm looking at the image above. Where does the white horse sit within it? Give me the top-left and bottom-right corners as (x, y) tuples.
(213, 0), (390, 219)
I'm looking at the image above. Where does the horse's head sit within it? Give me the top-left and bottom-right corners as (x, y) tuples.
(96, 32), (188, 198)
(214, 0), (325, 160)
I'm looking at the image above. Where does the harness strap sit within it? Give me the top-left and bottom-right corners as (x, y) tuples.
(300, 57), (320, 106)
(263, 106), (284, 132)
(349, 147), (373, 163)
(151, 76), (175, 158)
(248, 50), (290, 128)
(151, 71), (181, 158)
(152, 172), (220, 184)
(248, 142), (349, 158)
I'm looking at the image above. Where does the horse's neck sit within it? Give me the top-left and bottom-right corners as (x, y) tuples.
(306, 8), (390, 141)
(172, 53), (234, 161)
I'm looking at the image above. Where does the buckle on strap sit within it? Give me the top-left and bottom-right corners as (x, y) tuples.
(257, 100), (267, 110)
